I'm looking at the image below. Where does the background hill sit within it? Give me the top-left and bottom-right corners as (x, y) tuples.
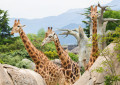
(9, 0), (120, 45)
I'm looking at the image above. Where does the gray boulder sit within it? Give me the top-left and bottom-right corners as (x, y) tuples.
(0, 64), (46, 85)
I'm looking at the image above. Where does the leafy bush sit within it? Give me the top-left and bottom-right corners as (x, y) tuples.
(44, 51), (59, 60)
(0, 59), (4, 64)
(16, 60), (31, 69)
(68, 52), (78, 62)
(104, 75), (120, 85)
(0, 49), (30, 66)
(0, 38), (24, 53)
(0, 55), (22, 66)
(103, 10), (120, 31)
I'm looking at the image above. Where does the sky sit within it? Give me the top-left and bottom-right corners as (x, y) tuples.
(0, 0), (112, 19)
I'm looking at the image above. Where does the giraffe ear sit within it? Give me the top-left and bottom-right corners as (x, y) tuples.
(95, 6), (97, 11)
(91, 5), (93, 11)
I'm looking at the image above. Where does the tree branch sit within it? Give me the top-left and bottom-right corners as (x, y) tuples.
(98, 2), (109, 19)
(82, 21), (90, 25)
(98, 2), (109, 9)
(72, 28), (79, 32)
(80, 13), (90, 17)
(103, 18), (120, 22)
(59, 29), (79, 41)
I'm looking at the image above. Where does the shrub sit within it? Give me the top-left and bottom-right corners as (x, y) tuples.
(0, 49), (31, 66)
(16, 60), (31, 69)
(44, 51), (59, 60)
(0, 38), (24, 53)
(68, 52), (79, 62)
(0, 59), (4, 64)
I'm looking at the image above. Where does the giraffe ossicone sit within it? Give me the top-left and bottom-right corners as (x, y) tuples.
(42, 27), (81, 84)
(11, 20), (67, 85)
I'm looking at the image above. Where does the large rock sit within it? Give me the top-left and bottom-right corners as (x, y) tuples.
(0, 64), (14, 85)
(74, 43), (120, 85)
(0, 64), (46, 85)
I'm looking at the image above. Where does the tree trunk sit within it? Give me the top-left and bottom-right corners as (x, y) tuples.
(59, 26), (92, 67)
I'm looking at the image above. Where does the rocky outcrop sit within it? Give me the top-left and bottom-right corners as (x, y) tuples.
(0, 64), (46, 85)
(74, 43), (120, 85)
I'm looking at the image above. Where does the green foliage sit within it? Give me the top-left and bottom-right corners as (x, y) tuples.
(82, 7), (91, 37)
(92, 67), (104, 73)
(16, 60), (31, 69)
(0, 55), (22, 66)
(44, 51), (59, 60)
(103, 10), (120, 31)
(0, 38), (24, 53)
(104, 75), (120, 85)
(0, 49), (31, 67)
(105, 26), (120, 61)
(0, 51), (31, 69)
(37, 28), (45, 38)
(0, 31), (56, 53)
(0, 9), (12, 45)
(68, 52), (78, 62)
(0, 59), (4, 64)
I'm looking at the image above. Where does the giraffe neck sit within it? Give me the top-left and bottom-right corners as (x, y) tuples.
(91, 19), (99, 62)
(19, 29), (48, 64)
(53, 34), (70, 65)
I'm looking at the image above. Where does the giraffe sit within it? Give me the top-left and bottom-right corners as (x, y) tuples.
(86, 6), (99, 70)
(10, 20), (67, 85)
(41, 27), (80, 84)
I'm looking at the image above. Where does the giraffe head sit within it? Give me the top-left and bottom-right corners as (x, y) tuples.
(11, 19), (26, 35)
(90, 6), (98, 20)
(41, 27), (56, 46)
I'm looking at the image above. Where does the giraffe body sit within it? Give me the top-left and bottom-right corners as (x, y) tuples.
(42, 27), (81, 84)
(86, 6), (99, 70)
(11, 20), (66, 85)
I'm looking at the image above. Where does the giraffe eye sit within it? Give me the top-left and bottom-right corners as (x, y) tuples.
(49, 36), (52, 38)
(17, 26), (20, 27)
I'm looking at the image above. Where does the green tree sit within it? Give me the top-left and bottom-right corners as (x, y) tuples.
(82, 7), (91, 37)
(0, 9), (12, 45)
(103, 10), (120, 31)
(37, 28), (45, 38)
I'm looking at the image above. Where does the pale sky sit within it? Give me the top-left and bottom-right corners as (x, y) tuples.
(0, 0), (112, 19)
